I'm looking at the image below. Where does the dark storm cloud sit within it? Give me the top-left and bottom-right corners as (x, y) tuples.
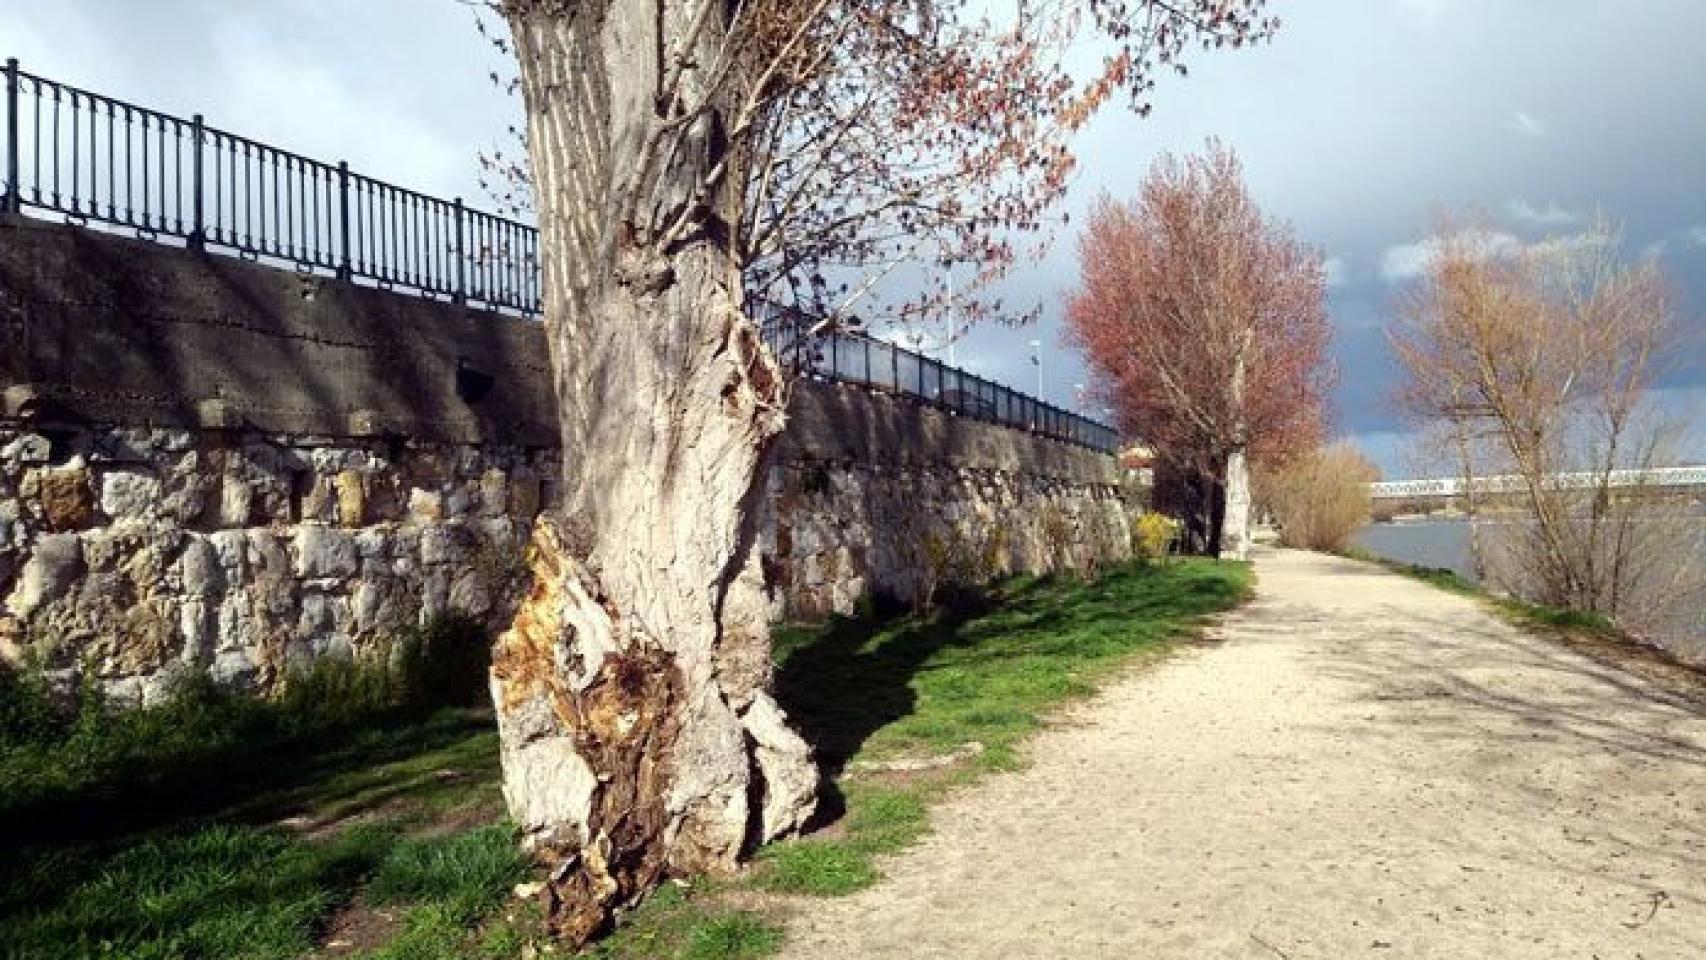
(961, 0), (1706, 472)
(5, 0), (1704, 474)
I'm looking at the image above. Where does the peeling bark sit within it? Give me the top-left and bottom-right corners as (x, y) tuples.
(492, 1), (818, 945)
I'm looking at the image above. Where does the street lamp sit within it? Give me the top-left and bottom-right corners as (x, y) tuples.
(1029, 339), (1043, 398)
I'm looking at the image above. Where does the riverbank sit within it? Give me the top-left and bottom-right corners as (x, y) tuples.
(1352, 517), (1706, 664)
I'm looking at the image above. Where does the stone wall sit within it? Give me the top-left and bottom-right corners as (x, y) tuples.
(763, 382), (1132, 619)
(758, 460), (1130, 619)
(0, 423), (556, 705)
(0, 216), (1132, 700)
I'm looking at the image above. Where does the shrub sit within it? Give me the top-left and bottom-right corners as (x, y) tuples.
(0, 614), (492, 819)
(1259, 443), (1378, 552)
(392, 612), (493, 708)
(1131, 511), (1180, 562)
(0, 662), (65, 748)
(904, 526), (998, 614)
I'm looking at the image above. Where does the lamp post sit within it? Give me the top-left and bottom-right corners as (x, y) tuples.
(1029, 339), (1043, 398)
(945, 263), (957, 367)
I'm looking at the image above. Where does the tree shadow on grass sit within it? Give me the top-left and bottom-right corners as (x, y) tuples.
(0, 705), (504, 954)
(771, 561), (1250, 831)
(0, 702), (494, 866)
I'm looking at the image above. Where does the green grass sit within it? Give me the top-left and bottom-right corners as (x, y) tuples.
(366, 825), (528, 923)
(0, 615), (513, 960)
(576, 883), (779, 960)
(0, 613), (494, 851)
(1339, 546), (1621, 634)
(2, 822), (397, 960)
(0, 560), (1251, 960)
(0, 709), (510, 960)
(753, 558), (1251, 897)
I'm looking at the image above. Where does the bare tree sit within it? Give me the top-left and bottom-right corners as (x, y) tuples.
(1064, 142), (1333, 559)
(483, 0), (1279, 943)
(1258, 442), (1379, 552)
(1391, 216), (1683, 616)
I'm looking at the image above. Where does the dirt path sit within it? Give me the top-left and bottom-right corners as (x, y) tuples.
(776, 548), (1706, 959)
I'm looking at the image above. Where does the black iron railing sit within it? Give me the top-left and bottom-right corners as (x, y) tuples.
(1, 58), (537, 313)
(763, 311), (1119, 453)
(2, 59), (1119, 454)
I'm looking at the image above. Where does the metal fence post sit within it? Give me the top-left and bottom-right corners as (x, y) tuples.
(4, 58), (19, 215)
(336, 161), (351, 279)
(188, 113), (204, 248)
(453, 197), (467, 303)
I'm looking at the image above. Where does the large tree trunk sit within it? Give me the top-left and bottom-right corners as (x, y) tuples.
(1220, 446), (1251, 561)
(491, 3), (817, 945)
(1219, 349), (1251, 560)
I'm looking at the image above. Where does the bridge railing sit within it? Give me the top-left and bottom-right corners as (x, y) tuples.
(1369, 466), (1706, 499)
(2, 58), (1117, 454)
(1, 58), (538, 315)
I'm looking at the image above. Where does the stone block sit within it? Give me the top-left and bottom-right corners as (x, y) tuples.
(408, 488), (444, 522)
(179, 599), (216, 663)
(35, 461), (96, 532)
(5, 533), (83, 619)
(420, 524), (472, 565)
(196, 398), (243, 430)
(479, 469), (509, 518)
(449, 569), (493, 615)
(1, 433), (50, 465)
(293, 526), (358, 579)
(2, 385), (43, 420)
(210, 648), (258, 688)
(445, 487), (473, 517)
(335, 470), (366, 527)
(216, 475), (254, 528)
(100, 469), (162, 522)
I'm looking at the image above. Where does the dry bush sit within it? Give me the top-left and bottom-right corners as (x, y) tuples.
(1391, 215), (1690, 619)
(1260, 444), (1379, 552)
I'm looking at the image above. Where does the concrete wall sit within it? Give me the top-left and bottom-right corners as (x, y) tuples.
(0, 217), (1130, 700)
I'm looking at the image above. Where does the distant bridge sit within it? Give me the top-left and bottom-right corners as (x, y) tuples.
(1370, 466), (1706, 500)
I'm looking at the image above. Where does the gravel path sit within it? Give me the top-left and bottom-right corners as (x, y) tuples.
(776, 547), (1706, 959)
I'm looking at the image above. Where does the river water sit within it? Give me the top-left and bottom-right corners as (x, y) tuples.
(1351, 518), (1706, 664)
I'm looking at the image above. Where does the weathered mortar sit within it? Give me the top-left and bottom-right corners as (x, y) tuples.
(0, 217), (1131, 699)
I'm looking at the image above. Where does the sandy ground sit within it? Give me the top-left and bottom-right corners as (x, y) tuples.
(775, 548), (1706, 959)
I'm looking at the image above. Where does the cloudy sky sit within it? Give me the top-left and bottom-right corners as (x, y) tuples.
(6, 0), (1704, 476)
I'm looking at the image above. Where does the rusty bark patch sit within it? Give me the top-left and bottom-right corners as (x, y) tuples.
(491, 517), (688, 946)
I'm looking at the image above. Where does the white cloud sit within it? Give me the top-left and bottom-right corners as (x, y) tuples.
(1506, 199), (1581, 227)
(1509, 111), (1550, 138)
(1691, 225), (1706, 248)
(1323, 256), (1349, 289)
(1380, 229), (1521, 283)
(1526, 230), (1614, 265)
(1394, 0), (1454, 26)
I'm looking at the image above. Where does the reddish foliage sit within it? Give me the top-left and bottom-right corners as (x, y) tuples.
(1065, 142), (1333, 474)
